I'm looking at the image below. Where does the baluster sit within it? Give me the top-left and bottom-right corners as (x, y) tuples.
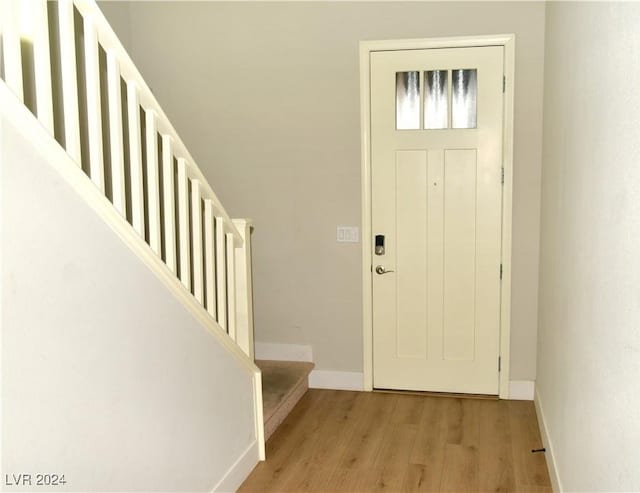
(32, 0), (54, 132)
(191, 180), (204, 303)
(126, 81), (144, 237)
(204, 201), (216, 318)
(1, 0), (23, 101)
(226, 233), (236, 341)
(57, 0), (81, 163)
(145, 110), (161, 255)
(176, 158), (191, 290)
(162, 135), (176, 273)
(215, 217), (227, 330)
(83, 18), (104, 191)
(106, 51), (125, 216)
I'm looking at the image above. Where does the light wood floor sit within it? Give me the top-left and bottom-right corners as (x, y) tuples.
(239, 390), (552, 493)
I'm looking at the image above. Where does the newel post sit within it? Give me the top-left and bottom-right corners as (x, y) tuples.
(232, 219), (255, 359)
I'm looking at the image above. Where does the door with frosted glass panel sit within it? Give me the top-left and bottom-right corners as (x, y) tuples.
(371, 46), (504, 394)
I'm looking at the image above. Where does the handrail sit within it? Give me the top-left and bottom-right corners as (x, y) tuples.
(0, 0), (254, 358)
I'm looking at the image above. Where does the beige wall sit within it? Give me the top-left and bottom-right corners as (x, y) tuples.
(101, 2), (545, 380)
(536, 2), (640, 490)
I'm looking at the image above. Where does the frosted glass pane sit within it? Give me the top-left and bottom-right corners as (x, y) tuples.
(424, 70), (448, 129)
(452, 69), (477, 129)
(396, 71), (420, 130)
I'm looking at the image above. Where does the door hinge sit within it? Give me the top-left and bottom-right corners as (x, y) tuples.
(498, 356), (502, 372)
(500, 263), (503, 280)
(501, 167), (505, 185)
(503, 75), (506, 93)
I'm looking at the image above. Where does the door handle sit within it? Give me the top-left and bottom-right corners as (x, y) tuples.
(375, 265), (394, 275)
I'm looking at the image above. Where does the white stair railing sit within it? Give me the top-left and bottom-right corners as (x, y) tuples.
(0, 0), (255, 358)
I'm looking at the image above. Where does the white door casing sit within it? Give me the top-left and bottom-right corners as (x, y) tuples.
(360, 36), (515, 398)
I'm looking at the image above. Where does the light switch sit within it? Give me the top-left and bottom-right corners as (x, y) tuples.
(337, 226), (359, 243)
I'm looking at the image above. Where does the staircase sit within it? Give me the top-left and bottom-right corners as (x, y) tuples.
(1, 0), (264, 491)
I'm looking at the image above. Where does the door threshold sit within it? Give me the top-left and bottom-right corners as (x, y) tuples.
(373, 388), (499, 400)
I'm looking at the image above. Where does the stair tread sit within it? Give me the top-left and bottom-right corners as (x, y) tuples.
(256, 360), (314, 424)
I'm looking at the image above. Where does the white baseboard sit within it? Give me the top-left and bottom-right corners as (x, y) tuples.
(508, 380), (535, 400)
(254, 342), (313, 362)
(534, 389), (563, 493)
(211, 439), (261, 493)
(309, 370), (364, 391)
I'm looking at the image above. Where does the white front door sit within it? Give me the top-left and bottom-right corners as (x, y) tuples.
(371, 45), (505, 394)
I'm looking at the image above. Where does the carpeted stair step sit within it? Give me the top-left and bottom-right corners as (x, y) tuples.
(256, 360), (315, 441)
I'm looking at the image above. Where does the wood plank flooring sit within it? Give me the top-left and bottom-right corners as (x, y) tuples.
(239, 390), (552, 493)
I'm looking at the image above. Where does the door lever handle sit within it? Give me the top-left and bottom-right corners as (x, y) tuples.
(375, 265), (394, 275)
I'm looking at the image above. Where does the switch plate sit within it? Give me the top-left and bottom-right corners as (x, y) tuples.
(337, 226), (359, 243)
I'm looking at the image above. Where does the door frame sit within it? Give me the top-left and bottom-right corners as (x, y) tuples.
(360, 34), (515, 399)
